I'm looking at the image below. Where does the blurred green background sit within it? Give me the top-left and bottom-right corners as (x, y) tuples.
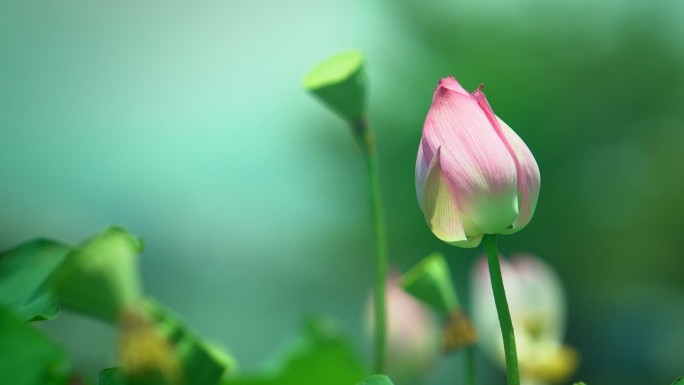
(1, 1), (683, 384)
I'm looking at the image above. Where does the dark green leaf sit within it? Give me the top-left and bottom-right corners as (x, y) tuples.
(97, 368), (126, 385)
(145, 298), (233, 385)
(671, 377), (683, 385)
(0, 305), (70, 385)
(96, 364), (172, 385)
(0, 239), (70, 321)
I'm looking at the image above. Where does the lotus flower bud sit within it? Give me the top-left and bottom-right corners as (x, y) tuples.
(471, 255), (578, 385)
(416, 77), (540, 247)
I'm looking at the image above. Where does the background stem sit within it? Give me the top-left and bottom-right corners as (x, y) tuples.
(482, 234), (520, 385)
(355, 119), (388, 374)
(466, 345), (476, 385)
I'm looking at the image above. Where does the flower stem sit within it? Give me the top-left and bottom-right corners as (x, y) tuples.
(466, 345), (476, 385)
(354, 118), (388, 374)
(482, 234), (520, 385)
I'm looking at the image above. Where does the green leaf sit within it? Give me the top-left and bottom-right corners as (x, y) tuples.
(50, 226), (143, 322)
(356, 375), (394, 385)
(303, 49), (367, 123)
(400, 251), (459, 313)
(0, 305), (70, 385)
(97, 367), (168, 385)
(97, 368), (126, 385)
(144, 298), (233, 385)
(225, 316), (367, 385)
(0, 239), (71, 321)
(671, 377), (683, 385)
(98, 366), (176, 385)
(573, 382), (587, 385)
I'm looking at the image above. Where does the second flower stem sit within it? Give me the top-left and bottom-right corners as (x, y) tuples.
(483, 234), (520, 385)
(356, 119), (388, 374)
(466, 345), (476, 385)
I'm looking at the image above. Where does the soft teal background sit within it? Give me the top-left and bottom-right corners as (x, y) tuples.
(1, 1), (683, 384)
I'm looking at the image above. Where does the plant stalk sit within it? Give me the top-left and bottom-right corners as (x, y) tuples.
(355, 118), (388, 374)
(482, 234), (520, 385)
(466, 345), (476, 385)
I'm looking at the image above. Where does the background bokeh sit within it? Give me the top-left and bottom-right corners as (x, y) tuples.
(1, 1), (683, 384)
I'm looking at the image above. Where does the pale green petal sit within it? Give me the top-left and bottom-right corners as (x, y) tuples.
(422, 148), (469, 245)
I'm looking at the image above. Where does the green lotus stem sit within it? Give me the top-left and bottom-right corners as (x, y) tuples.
(483, 234), (520, 385)
(466, 345), (476, 385)
(355, 118), (388, 374)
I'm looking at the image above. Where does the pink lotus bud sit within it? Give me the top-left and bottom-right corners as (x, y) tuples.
(416, 77), (540, 247)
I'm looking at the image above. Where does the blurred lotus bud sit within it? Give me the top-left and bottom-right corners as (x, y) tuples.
(366, 273), (440, 382)
(416, 76), (540, 248)
(471, 254), (578, 385)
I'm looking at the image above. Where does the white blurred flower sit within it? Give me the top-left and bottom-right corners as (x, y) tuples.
(366, 273), (441, 382)
(471, 254), (578, 385)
